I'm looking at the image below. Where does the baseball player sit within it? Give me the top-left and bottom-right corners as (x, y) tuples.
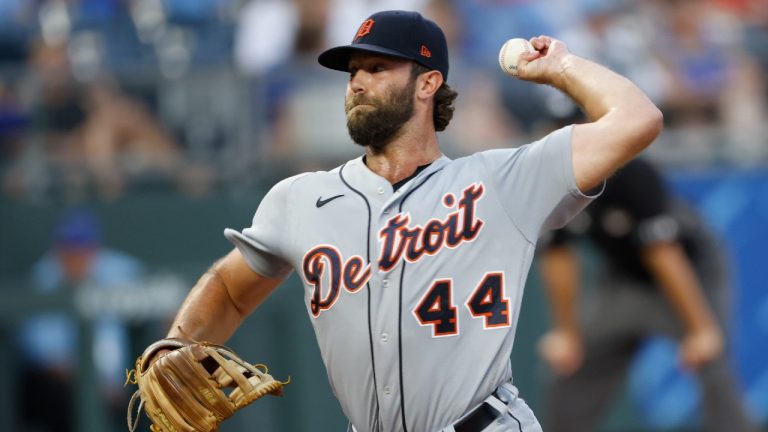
(160, 10), (662, 432)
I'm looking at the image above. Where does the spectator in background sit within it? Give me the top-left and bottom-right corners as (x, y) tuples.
(234, 0), (428, 77)
(740, 0), (768, 79)
(234, 0), (332, 77)
(536, 157), (758, 432)
(25, 38), (86, 178)
(238, 0), (346, 167)
(76, 77), (212, 199)
(453, 0), (560, 139)
(234, 0), (428, 168)
(424, 0), (521, 156)
(651, 0), (736, 121)
(648, 0), (766, 160)
(0, 78), (26, 166)
(5, 39), (212, 200)
(15, 208), (145, 432)
(557, 0), (667, 105)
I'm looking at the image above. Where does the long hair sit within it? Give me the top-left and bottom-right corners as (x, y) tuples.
(411, 63), (458, 131)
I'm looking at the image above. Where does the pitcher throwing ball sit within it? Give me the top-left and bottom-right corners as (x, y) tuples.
(155, 9), (662, 432)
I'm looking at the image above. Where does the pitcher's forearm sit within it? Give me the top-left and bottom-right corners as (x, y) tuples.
(168, 270), (245, 344)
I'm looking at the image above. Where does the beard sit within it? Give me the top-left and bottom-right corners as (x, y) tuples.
(345, 78), (416, 150)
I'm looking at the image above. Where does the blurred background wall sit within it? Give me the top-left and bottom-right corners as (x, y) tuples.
(0, 0), (766, 431)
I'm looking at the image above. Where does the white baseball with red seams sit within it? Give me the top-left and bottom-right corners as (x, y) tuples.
(498, 38), (534, 77)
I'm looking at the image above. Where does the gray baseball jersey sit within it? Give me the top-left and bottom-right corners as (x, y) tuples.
(225, 125), (597, 432)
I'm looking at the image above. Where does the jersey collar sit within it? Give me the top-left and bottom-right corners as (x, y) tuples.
(341, 155), (451, 199)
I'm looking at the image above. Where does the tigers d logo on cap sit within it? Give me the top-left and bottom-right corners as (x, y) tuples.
(318, 10), (450, 80)
(355, 19), (375, 40)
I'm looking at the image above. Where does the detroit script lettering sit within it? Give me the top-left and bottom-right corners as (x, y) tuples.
(302, 183), (485, 317)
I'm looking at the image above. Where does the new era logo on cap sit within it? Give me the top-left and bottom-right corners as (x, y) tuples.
(318, 10), (449, 80)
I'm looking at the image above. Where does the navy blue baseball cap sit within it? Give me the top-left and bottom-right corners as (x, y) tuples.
(318, 10), (449, 80)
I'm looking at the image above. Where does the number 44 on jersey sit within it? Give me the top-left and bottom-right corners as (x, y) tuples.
(414, 272), (511, 337)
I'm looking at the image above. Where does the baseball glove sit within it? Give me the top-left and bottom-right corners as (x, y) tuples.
(125, 337), (288, 432)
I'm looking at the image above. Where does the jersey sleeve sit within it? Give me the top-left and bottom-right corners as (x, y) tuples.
(479, 125), (602, 242)
(223, 175), (304, 279)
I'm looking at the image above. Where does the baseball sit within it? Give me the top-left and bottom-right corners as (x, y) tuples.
(498, 38), (534, 77)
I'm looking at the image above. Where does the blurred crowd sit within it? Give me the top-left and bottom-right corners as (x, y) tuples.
(0, 0), (765, 202)
(1, 1), (767, 431)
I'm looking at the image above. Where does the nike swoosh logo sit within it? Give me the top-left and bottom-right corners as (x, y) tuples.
(316, 194), (345, 208)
